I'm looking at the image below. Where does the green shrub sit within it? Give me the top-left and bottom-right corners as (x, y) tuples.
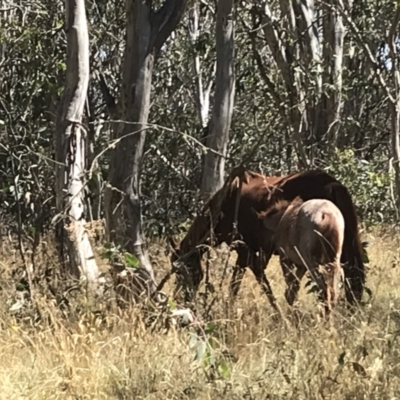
(324, 148), (396, 226)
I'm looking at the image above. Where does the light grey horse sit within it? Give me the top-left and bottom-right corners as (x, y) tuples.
(258, 197), (345, 318)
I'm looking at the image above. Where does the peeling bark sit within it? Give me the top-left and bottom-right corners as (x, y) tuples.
(388, 5), (400, 210)
(55, 0), (100, 293)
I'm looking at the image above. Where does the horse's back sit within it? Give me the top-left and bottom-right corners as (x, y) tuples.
(299, 199), (344, 231)
(298, 199), (345, 261)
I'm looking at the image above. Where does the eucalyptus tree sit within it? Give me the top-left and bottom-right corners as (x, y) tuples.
(200, 0), (236, 199)
(104, 0), (188, 280)
(55, 0), (100, 292)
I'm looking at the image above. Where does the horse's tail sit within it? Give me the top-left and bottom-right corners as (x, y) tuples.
(330, 182), (365, 304)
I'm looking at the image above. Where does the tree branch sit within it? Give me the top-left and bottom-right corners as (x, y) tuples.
(324, 0), (395, 103)
(239, 13), (282, 110)
(257, 4), (293, 89)
(151, 0), (188, 55)
(98, 73), (116, 113)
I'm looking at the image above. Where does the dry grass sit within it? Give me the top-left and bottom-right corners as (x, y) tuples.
(1, 228), (400, 399)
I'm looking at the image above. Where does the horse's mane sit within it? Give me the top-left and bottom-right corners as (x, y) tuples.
(259, 195), (303, 220)
(231, 170), (263, 190)
(179, 167), (253, 254)
(179, 170), (303, 253)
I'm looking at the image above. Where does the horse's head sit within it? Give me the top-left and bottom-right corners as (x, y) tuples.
(167, 236), (203, 303)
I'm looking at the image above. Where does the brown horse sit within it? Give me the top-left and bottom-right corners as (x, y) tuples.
(258, 197), (345, 317)
(170, 169), (365, 311)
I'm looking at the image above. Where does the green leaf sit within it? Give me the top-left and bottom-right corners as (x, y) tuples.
(16, 283), (27, 291)
(205, 322), (216, 335)
(100, 250), (113, 260)
(218, 361), (231, 378)
(28, 226), (36, 237)
(168, 299), (177, 310)
(58, 62), (66, 71)
(125, 253), (140, 269)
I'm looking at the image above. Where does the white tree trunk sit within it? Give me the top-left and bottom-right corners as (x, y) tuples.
(200, 0), (235, 200)
(188, 4), (213, 129)
(261, 3), (308, 167)
(388, 6), (400, 209)
(321, 2), (345, 145)
(55, 0), (100, 293)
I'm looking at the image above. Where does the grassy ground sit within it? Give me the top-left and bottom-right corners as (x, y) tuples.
(0, 227), (400, 399)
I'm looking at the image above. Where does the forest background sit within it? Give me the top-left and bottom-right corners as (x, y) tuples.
(1, 0), (400, 398)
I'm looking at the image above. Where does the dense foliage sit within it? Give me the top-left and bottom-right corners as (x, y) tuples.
(0, 0), (397, 244)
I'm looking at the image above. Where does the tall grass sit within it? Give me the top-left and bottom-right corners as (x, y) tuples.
(0, 228), (399, 399)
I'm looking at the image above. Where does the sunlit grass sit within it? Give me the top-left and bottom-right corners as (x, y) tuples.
(0, 227), (399, 399)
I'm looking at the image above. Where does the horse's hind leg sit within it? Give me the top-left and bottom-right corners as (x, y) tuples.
(307, 261), (331, 316)
(320, 261), (342, 317)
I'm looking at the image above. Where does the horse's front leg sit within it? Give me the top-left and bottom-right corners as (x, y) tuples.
(174, 254), (204, 304)
(229, 245), (252, 298)
(280, 257), (307, 307)
(230, 264), (246, 298)
(248, 249), (280, 315)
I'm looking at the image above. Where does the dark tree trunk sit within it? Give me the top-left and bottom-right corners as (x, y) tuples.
(104, 0), (187, 282)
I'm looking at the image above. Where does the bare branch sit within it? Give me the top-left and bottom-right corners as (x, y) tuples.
(98, 73), (116, 113)
(325, 0), (395, 103)
(239, 13), (282, 109)
(258, 4), (293, 89)
(151, 0), (188, 55)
